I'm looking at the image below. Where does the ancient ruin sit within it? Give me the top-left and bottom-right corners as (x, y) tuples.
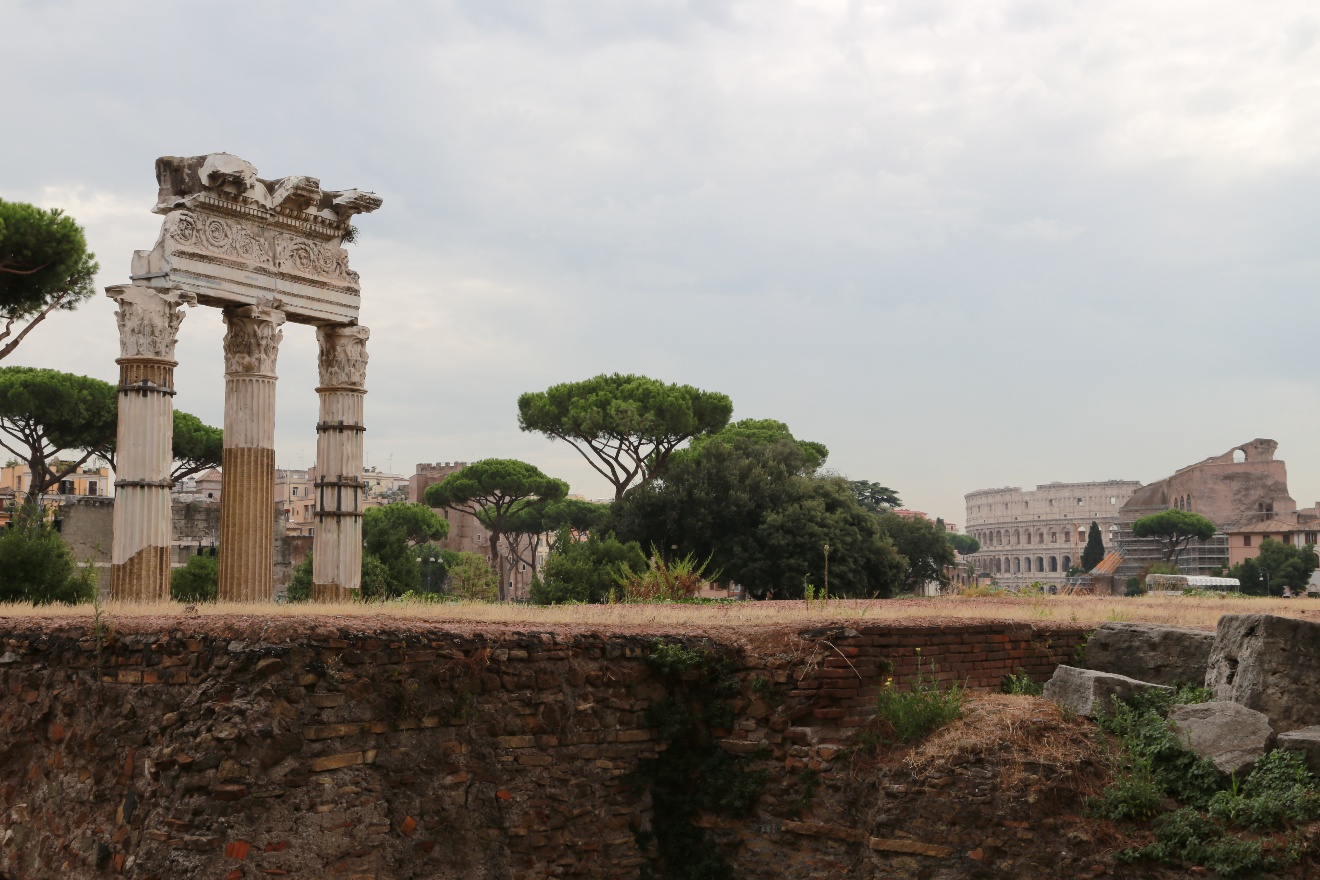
(107, 153), (380, 601)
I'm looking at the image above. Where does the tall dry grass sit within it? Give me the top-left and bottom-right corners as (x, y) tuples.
(0, 594), (1312, 630)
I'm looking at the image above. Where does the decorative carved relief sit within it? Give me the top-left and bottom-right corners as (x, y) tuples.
(317, 324), (370, 388)
(223, 306), (286, 376)
(275, 234), (354, 285)
(109, 286), (193, 360)
(166, 211), (273, 268)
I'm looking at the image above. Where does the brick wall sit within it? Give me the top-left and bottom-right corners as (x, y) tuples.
(0, 620), (1089, 879)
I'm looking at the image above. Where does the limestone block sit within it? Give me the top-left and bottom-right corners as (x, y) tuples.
(1276, 726), (1320, 776)
(1168, 701), (1275, 777)
(1081, 623), (1215, 686)
(1205, 614), (1320, 732)
(1041, 665), (1171, 718)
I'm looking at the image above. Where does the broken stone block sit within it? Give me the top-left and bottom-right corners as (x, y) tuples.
(1041, 665), (1171, 718)
(1276, 726), (1320, 776)
(1168, 701), (1274, 777)
(1081, 623), (1215, 686)
(1205, 614), (1320, 732)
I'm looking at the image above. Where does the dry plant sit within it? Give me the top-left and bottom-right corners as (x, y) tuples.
(614, 552), (715, 602)
(0, 594), (1312, 632)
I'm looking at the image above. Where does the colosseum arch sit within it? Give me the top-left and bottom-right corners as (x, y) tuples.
(1036, 531), (1045, 544)
(1013, 558), (1021, 574)
(1049, 556), (1058, 572)
(1036, 556), (1045, 572)
(1049, 531), (1057, 543)
(1062, 555), (1072, 570)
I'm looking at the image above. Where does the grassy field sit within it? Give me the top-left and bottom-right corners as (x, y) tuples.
(0, 594), (1314, 630)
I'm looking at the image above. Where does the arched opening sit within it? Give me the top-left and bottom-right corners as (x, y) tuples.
(1036, 556), (1045, 572)
(1013, 558), (1021, 574)
(1049, 556), (1058, 572)
(1050, 531), (1057, 543)
(1233, 448), (1246, 463)
(1024, 530), (1031, 545)
(1036, 531), (1045, 544)
(1013, 529), (1020, 545)
(1062, 555), (1072, 571)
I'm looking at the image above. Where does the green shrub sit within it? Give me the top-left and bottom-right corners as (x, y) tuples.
(1119, 808), (1275, 878)
(284, 557), (311, 602)
(444, 551), (498, 601)
(531, 530), (645, 604)
(1125, 576), (1144, 597)
(1001, 671), (1042, 696)
(1095, 695), (1223, 808)
(1087, 764), (1163, 820)
(0, 512), (97, 605)
(1207, 750), (1320, 831)
(170, 554), (218, 602)
(872, 657), (966, 745)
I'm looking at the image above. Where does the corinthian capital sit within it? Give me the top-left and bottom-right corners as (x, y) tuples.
(222, 305), (286, 376)
(316, 324), (370, 389)
(107, 285), (194, 361)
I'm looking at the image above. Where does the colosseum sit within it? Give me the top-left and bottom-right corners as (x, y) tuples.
(964, 480), (1142, 585)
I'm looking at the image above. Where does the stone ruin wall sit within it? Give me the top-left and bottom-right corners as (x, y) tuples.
(0, 620), (1090, 879)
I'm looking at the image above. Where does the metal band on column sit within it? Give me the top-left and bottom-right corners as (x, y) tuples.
(217, 305), (285, 602)
(312, 324), (368, 602)
(107, 286), (191, 601)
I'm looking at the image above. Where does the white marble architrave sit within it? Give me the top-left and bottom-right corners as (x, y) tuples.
(312, 325), (368, 601)
(217, 306), (285, 603)
(107, 285), (193, 601)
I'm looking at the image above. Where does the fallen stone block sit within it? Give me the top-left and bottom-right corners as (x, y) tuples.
(1042, 665), (1171, 718)
(1168, 701), (1274, 777)
(1276, 726), (1320, 776)
(1205, 614), (1320, 732)
(1081, 623), (1215, 686)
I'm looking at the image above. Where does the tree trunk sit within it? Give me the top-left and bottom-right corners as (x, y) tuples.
(491, 530), (507, 601)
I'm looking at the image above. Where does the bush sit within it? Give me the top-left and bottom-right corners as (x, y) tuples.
(531, 530), (646, 604)
(1001, 671), (1042, 696)
(0, 511), (97, 605)
(170, 554), (218, 602)
(1125, 576), (1144, 597)
(445, 551), (498, 601)
(872, 656), (966, 744)
(616, 551), (717, 602)
(1207, 750), (1320, 831)
(359, 553), (393, 601)
(285, 557), (311, 602)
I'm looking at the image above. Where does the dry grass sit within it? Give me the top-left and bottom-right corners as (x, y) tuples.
(0, 594), (1314, 632)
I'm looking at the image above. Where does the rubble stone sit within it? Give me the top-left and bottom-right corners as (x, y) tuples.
(1080, 622), (1215, 686)
(1205, 614), (1320, 732)
(1042, 665), (1171, 717)
(1168, 701), (1275, 776)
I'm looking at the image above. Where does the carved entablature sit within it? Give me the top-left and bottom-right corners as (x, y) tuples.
(129, 153), (381, 325)
(223, 306), (286, 376)
(108, 285), (195, 361)
(317, 324), (370, 389)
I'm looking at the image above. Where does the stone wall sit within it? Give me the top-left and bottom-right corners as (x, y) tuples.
(0, 619), (1088, 879)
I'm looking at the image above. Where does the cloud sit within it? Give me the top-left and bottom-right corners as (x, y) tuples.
(999, 218), (1084, 242)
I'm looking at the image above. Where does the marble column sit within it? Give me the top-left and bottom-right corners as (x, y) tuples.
(107, 285), (191, 601)
(217, 305), (285, 602)
(312, 325), (369, 602)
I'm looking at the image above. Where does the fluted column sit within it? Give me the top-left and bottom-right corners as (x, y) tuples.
(312, 325), (369, 602)
(107, 286), (192, 601)
(217, 305), (285, 602)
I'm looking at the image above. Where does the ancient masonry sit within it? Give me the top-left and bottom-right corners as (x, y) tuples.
(0, 620), (1089, 878)
(107, 153), (380, 601)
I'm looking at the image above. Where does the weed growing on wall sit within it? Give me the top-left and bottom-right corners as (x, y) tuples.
(1001, 671), (1043, 697)
(635, 639), (767, 880)
(870, 652), (966, 745)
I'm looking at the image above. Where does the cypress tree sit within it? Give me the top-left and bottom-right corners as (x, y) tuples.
(1081, 521), (1107, 571)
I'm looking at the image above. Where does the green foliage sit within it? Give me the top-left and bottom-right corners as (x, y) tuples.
(1081, 521), (1106, 571)
(1001, 671), (1043, 696)
(1132, 509), (1218, 562)
(170, 553), (218, 602)
(1229, 538), (1319, 596)
(875, 512), (956, 594)
(0, 367), (117, 505)
(531, 529), (647, 604)
(871, 659), (967, 745)
(517, 373), (733, 500)
(416, 543), (453, 594)
(1206, 750), (1320, 831)
(1088, 764), (1164, 820)
(848, 479), (901, 513)
(362, 502), (450, 599)
(1125, 576), (1145, 596)
(636, 640), (766, 880)
(0, 508), (97, 604)
(616, 551), (717, 602)
(682, 419), (828, 471)
(359, 553), (394, 600)
(0, 199), (98, 362)
(946, 532), (980, 555)
(1095, 692), (1224, 808)
(1120, 807), (1276, 878)
(424, 458), (568, 600)
(444, 551), (499, 601)
(609, 435), (905, 599)
(285, 557), (311, 602)
(170, 410), (223, 481)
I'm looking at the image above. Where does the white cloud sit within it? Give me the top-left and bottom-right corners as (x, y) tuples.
(1000, 217), (1083, 242)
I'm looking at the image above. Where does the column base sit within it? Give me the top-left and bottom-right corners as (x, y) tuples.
(312, 582), (356, 603)
(110, 545), (171, 602)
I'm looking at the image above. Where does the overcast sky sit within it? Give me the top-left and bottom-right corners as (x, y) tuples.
(4, 0), (1320, 524)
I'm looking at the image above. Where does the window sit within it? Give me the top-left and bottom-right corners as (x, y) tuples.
(1243, 535), (1252, 547)
(292, 486), (298, 497)
(1077, 498), (1083, 506)
(1110, 496), (1116, 504)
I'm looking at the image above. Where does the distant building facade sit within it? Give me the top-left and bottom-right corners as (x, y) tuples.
(964, 480), (1142, 585)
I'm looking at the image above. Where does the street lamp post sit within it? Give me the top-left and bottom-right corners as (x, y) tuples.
(823, 542), (830, 600)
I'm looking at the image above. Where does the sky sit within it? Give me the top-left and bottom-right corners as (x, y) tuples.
(4, 0), (1320, 524)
